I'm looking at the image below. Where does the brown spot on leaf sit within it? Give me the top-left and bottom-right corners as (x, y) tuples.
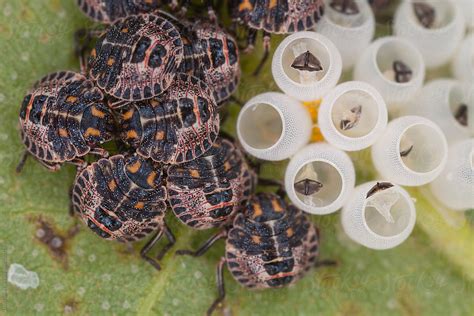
(28, 216), (80, 269)
(63, 298), (80, 314)
(38, 33), (50, 44)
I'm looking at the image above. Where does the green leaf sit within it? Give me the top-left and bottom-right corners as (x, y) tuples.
(0, 1), (472, 315)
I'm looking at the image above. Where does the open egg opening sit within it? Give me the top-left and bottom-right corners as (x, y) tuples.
(237, 92), (313, 161)
(341, 181), (416, 249)
(376, 40), (421, 84)
(372, 116), (447, 186)
(317, 0), (375, 71)
(399, 123), (445, 173)
(238, 103), (283, 150)
(331, 90), (379, 138)
(293, 160), (343, 208)
(325, 0), (372, 27)
(273, 32), (342, 101)
(409, 0), (455, 29)
(319, 81), (388, 151)
(285, 143), (355, 214)
(364, 186), (412, 237)
(402, 79), (472, 142)
(394, 0), (465, 69)
(282, 38), (330, 85)
(448, 84), (471, 130)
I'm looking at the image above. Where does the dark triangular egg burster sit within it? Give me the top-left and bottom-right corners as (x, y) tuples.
(291, 51), (323, 72)
(393, 60), (413, 83)
(294, 178), (324, 196)
(413, 2), (435, 28)
(330, 0), (360, 15)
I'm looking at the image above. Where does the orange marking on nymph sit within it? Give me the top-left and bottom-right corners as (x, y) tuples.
(24, 94), (35, 120)
(135, 202), (145, 209)
(107, 57), (115, 66)
(126, 130), (138, 139)
(91, 106), (105, 118)
(190, 169), (200, 178)
(252, 235), (261, 243)
(224, 161), (231, 171)
(155, 131), (165, 140)
(59, 128), (68, 137)
(269, 0), (277, 9)
(286, 228), (294, 237)
(84, 127), (101, 137)
(147, 171), (157, 187)
(252, 203), (263, 218)
(272, 200), (283, 212)
(122, 109), (134, 120)
(108, 179), (117, 191)
(239, 0), (253, 11)
(127, 160), (141, 173)
(66, 95), (78, 103)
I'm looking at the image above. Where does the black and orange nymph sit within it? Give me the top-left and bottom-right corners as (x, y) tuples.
(178, 193), (335, 315)
(88, 13), (184, 101)
(118, 73), (220, 164)
(18, 71), (113, 172)
(167, 137), (256, 230)
(192, 21), (241, 105)
(72, 154), (174, 270)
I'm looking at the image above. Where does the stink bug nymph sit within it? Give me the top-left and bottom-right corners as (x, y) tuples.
(192, 20), (241, 105)
(72, 154), (174, 269)
(89, 13), (184, 101)
(177, 193), (336, 315)
(166, 137), (256, 230)
(18, 71), (113, 172)
(119, 73), (220, 164)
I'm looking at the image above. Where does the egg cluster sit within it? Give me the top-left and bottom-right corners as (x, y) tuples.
(237, 0), (473, 250)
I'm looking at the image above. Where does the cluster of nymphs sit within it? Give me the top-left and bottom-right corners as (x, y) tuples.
(16, 1), (345, 314)
(238, 0), (473, 252)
